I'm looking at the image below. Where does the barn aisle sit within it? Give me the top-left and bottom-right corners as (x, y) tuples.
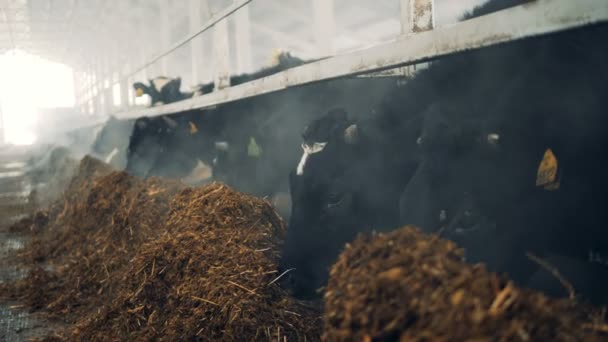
(0, 147), (53, 341)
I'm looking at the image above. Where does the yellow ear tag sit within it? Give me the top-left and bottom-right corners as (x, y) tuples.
(188, 121), (198, 135)
(135, 88), (144, 97)
(536, 148), (558, 188)
(248, 137), (262, 157)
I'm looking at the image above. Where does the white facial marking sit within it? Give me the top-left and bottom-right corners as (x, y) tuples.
(151, 77), (170, 92)
(215, 141), (229, 151)
(105, 147), (119, 164)
(487, 133), (500, 145)
(296, 142), (327, 176)
(161, 116), (178, 128)
(344, 124), (358, 144)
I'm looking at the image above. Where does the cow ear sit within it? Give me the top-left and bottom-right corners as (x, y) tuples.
(344, 124), (358, 144)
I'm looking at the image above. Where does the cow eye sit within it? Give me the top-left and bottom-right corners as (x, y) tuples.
(326, 192), (343, 208)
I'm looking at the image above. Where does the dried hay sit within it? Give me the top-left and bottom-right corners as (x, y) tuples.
(323, 226), (607, 341)
(2, 156), (321, 341)
(2, 156), (183, 319)
(71, 184), (321, 341)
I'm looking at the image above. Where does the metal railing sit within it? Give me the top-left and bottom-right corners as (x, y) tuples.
(79, 0), (608, 120)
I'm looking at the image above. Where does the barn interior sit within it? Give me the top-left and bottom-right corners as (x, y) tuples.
(0, 0), (608, 340)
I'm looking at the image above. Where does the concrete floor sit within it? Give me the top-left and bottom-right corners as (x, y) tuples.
(0, 148), (53, 341)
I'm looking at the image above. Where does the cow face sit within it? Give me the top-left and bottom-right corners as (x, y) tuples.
(280, 108), (366, 297)
(133, 82), (147, 97)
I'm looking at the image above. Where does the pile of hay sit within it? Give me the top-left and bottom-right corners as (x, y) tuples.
(2, 157), (321, 341)
(72, 185), (320, 341)
(323, 226), (607, 341)
(2, 156), (183, 318)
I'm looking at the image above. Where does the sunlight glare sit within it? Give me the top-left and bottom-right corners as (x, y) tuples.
(0, 50), (75, 145)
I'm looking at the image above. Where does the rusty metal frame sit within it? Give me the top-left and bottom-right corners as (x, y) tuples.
(114, 0), (608, 120)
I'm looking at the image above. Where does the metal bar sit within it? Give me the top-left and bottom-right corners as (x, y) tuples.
(410, 0), (435, 33)
(189, 0), (205, 83)
(125, 0), (251, 80)
(114, 0), (608, 120)
(0, 101), (4, 145)
(400, 0), (434, 76)
(235, 4), (253, 74)
(312, 0), (335, 56)
(120, 71), (130, 110)
(159, 0), (170, 75)
(213, 18), (231, 90)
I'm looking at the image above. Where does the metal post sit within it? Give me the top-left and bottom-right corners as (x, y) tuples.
(103, 56), (113, 114)
(138, 9), (150, 81)
(213, 18), (231, 90)
(400, 0), (434, 77)
(73, 70), (81, 108)
(120, 66), (130, 111)
(189, 0), (205, 84)
(159, 0), (170, 75)
(312, 0), (335, 56)
(400, 0), (435, 34)
(235, 4), (253, 74)
(94, 61), (104, 115)
(0, 102), (4, 145)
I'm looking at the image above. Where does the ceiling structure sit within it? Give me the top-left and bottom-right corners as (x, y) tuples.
(0, 0), (486, 116)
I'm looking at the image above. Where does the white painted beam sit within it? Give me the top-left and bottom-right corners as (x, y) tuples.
(213, 18), (231, 90)
(158, 0), (170, 75)
(401, 0), (435, 34)
(235, 4), (253, 74)
(189, 0), (208, 84)
(114, 0), (608, 120)
(312, 0), (335, 56)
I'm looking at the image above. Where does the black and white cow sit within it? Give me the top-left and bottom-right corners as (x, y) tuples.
(133, 76), (197, 107)
(205, 71), (404, 222)
(281, 0), (608, 304)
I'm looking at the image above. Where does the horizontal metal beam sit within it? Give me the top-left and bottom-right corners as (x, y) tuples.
(114, 0), (608, 120)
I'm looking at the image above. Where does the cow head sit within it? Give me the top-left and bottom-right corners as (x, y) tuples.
(280, 108), (367, 298)
(133, 82), (149, 97)
(134, 77), (181, 106)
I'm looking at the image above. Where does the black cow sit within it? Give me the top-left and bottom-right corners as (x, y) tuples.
(90, 116), (135, 169)
(128, 75), (217, 181)
(281, 0), (608, 304)
(195, 51), (312, 95)
(124, 52), (312, 189)
(183, 52), (317, 201)
(125, 110), (219, 183)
